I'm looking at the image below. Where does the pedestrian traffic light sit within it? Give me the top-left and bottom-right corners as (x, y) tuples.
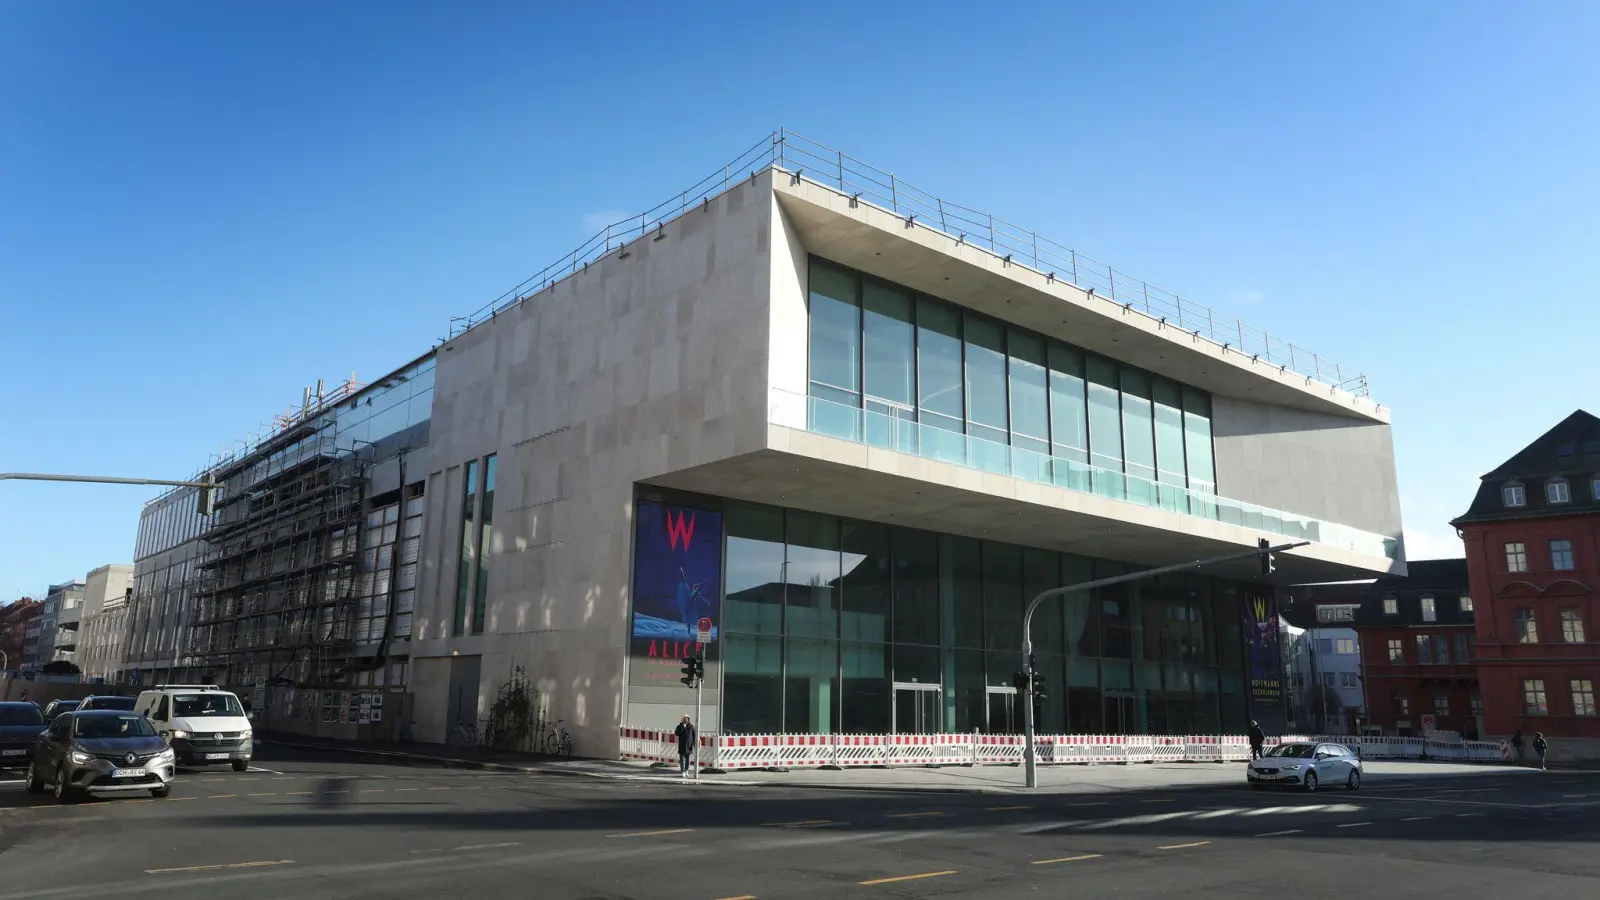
(1032, 672), (1048, 702)
(1258, 538), (1275, 576)
(1013, 671), (1029, 691)
(692, 652), (705, 681)
(680, 655), (699, 688)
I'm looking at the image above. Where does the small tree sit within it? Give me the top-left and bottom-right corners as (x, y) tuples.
(484, 667), (540, 752)
(40, 660), (81, 676)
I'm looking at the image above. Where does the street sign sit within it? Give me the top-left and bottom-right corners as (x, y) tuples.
(696, 616), (712, 645)
(1421, 714), (1436, 733)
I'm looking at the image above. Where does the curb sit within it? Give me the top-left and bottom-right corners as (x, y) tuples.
(262, 737), (604, 779)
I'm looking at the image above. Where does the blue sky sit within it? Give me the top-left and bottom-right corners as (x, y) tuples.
(3, 2), (1598, 598)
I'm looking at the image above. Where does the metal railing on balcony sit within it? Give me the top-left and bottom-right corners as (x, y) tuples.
(769, 387), (1399, 561)
(449, 130), (1372, 399)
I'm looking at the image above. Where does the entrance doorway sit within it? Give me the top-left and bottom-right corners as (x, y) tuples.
(892, 682), (943, 734)
(1103, 688), (1137, 735)
(986, 686), (1019, 734)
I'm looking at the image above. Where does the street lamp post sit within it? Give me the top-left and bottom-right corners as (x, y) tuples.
(1020, 540), (1308, 789)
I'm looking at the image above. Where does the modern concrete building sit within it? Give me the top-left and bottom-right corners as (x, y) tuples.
(77, 564), (134, 682)
(36, 580), (84, 666)
(401, 133), (1406, 758)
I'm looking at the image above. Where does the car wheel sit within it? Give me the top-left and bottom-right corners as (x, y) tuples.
(231, 759), (249, 772)
(151, 785), (170, 798)
(54, 767), (79, 804)
(1303, 771), (1318, 793)
(1347, 769), (1361, 790)
(24, 765), (45, 795)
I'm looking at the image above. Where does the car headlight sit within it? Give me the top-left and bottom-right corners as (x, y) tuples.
(169, 730), (189, 740)
(70, 749), (93, 764)
(157, 748), (176, 761)
(1280, 763), (1300, 769)
(241, 729), (252, 741)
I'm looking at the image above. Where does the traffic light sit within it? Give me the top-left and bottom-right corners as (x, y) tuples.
(681, 651), (705, 687)
(693, 653), (705, 681)
(1013, 670), (1030, 691)
(197, 476), (217, 517)
(1032, 671), (1048, 702)
(1258, 538), (1275, 576)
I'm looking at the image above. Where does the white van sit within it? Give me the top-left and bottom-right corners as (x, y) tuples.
(135, 685), (253, 772)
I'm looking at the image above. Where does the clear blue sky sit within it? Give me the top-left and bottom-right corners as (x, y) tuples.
(4, 2), (1598, 598)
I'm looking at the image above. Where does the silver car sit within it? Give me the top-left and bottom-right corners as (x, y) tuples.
(1247, 741), (1363, 792)
(25, 710), (176, 802)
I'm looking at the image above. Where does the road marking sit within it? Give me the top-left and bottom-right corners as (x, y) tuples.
(285, 791), (314, 796)
(0, 780), (24, 785)
(1031, 854), (1102, 866)
(1336, 822), (1371, 828)
(450, 841), (519, 851)
(762, 819), (835, 827)
(427, 787), (452, 791)
(1563, 793), (1588, 798)
(392, 788), (419, 792)
(169, 797), (196, 801)
(986, 805), (1031, 811)
(247, 793), (278, 797)
(322, 790), (350, 795)
(361, 789), (387, 793)
(1402, 816), (1433, 821)
(1065, 801), (1109, 807)
(715, 896), (758, 900)
(859, 870), (957, 885)
(247, 766), (284, 774)
(146, 860), (294, 875)
(1157, 841), (1211, 850)
(1456, 813), (1482, 818)
(886, 811), (947, 819)
(1194, 807), (1246, 819)
(606, 828), (694, 838)
(1139, 798), (1176, 803)
(1255, 829), (1303, 837)
(209, 794), (237, 799)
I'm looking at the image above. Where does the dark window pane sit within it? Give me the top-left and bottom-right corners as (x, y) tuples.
(1098, 560), (1133, 660)
(785, 638), (839, 733)
(808, 261), (860, 396)
(1009, 329), (1049, 451)
(471, 454), (496, 635)
(964, 314), (1008, 440)
(1087, 355), (1123, 472)
(893, 644), (940, 685)
(948, 535), (984, 648)
(841, 642), (889, 733)
(1063, 553), (1099, 657)
(1048, 344), (1088, 463)
(725, 503), (784, 635)
(723, 634), (782, 734)
(1067, 658), (1103, 733)
(863, 281), (915, 408)
(983, 542), (1023, 652)
(841, 519), (890, 644)
(1183, 387), (1215, 493)
(892, 528), (940, 645)
(1023, 548), (1062, 657)
(453, 459), (478, 636)
(917, 298), (964, 423)
(952, 648), (987, 733)
(785, 511), (839, 640)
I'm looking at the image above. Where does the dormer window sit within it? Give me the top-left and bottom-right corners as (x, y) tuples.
(1503, 483), (1526, 508)
(1547, 480), (1571, 504)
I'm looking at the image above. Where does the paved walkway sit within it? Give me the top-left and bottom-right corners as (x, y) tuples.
(262, 731), (1526, 794)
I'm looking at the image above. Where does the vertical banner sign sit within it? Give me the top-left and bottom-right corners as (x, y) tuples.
(629, 500), (723, 687)
(1244, 586), (1287, 733)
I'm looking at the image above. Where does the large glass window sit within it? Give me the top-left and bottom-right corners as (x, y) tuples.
(471, 455), (496, 635)
(786, 638), (838, 733)
(1182, 388), (1215, 493)
(1120, 367), (1157, 487)
(725, 504), (784, 636)
(1153, 377), (1186, 487)
(808, 263), (861, 404)
(723, 634), (782, 733)
(949, 535), (984, 649)
(963, 314), (1009, 445)
(862, 281), (915, 409)
(916, 298), (964, 433)
(453, 460), (478, 637)
(784, 511), (839, 640)
(1047, 344), (1088, 464)
(982, 542), (1023, 652)
(841, 520), (890, 644)
(1008, 330), (1049, 456)
(1086, 356), (1123, 473)
(892, 529), (940, 646)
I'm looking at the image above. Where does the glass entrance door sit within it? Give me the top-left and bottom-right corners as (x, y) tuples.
(1104, 689), (1137, 735)
(892, 683), (943, 734)
(986, 686), (1019, 734)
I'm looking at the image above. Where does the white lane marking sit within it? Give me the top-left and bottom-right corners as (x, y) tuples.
(1193, 808), (1247, 819)
(1336, 822), (1371, 828)
(1255, 829), (1303, 836)
(1402, 816), (1433, 822)
(1456, 812), (1483, 818)
(1080, 811), (1192, 831)
(247, 766), (284, 775)
(0, 780), (24, 786)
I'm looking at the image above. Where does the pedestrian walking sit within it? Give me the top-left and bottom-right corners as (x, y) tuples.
(1248, 719), (1266, 760)
(1511, 729), (1525, 764)
(674, 715), (697, 778)
(1533, 732), (1548, 770)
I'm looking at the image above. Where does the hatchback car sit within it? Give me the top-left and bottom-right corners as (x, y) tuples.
(77, 695), (138, 712)
(1247, 741), (1363, 792)
(40, 699), (80, 721)
(25, 710), (176, 802)
(0, 702), (47, 769)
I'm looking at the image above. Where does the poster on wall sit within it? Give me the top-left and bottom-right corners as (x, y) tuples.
(628, 499), (723, 687)
(1244, 586), (1288, 733)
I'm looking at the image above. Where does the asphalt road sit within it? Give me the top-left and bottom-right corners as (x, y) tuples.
(2, 745), (1598, 900)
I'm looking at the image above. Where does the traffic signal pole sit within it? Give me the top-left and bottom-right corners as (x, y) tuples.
(1, 472), (219, 514)
(694, 650), (704, 781)
(1020, 539), (1309, 789)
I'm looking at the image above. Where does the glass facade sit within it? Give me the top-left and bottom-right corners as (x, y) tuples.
(720, 499), (1253, 736)
(800, 258), (1399, 560)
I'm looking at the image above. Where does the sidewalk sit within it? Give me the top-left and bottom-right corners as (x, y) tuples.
(263, 732), (1531, 795)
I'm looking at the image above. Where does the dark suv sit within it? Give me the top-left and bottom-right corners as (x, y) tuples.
(0, 702), (47, 768)
(77, 695), (138, 712)
(26, 710), (175, 802)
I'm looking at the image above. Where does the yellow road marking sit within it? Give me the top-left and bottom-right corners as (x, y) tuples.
(1158, 841), (1210, 850)
(1031, 854), (1102, 865)
(716, 896), (758, 900)
(606, 828), (694, 838)
(886, 811), (946, 819)
(859, 870), (957, 886)
(985, 805), (1031, 811)
(147, 860), (294, 875)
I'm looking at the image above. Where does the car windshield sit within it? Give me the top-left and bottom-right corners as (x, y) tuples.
(82, 697), (136, 711)
(73, 714), (157, 739)
(173, 694), (244, 718)
(1264, 743), (1317, 759)
(0, 706), (44, 726)
(50, 701), (80, 713)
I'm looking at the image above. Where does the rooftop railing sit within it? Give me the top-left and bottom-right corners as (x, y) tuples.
(447, 129), (1373, 401)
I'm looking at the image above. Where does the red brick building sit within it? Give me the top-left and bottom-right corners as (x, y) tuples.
(1284, 559), (1478, 738)
(0, 598), (41, 673)
(1454, 410), (1600, 762)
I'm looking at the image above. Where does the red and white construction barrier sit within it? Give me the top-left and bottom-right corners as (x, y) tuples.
(622, 729), (1516, 772)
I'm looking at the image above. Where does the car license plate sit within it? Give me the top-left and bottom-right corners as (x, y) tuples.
(1, 749), (26, 756)
(205, 753), (229, 760)
(111, 768), (143, 779)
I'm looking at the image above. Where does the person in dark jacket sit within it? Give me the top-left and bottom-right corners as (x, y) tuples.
(1248, 720), (1266, 760)
(674, 715), (697, 778)
(1533, 732), (1548, 770)
(1511, 729), (1525, 764)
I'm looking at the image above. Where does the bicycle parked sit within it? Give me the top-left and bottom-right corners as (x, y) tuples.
(545, 719), (572, 758)
(446, 720), (481, 749)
